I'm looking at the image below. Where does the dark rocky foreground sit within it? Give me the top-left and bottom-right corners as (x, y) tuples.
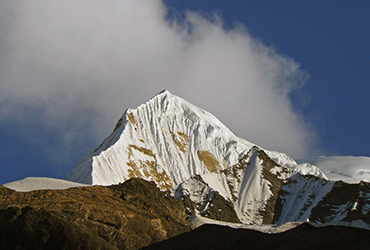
(2, 178), (370, 250)
(141, 223), (370, 250)
(0, 178), (191, 250)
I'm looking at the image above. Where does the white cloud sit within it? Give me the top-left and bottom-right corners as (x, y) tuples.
(0, 0), (317, 172)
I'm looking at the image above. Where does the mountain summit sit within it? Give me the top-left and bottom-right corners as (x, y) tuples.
(66, 90), (370, 226)
(66, 90), (258, 188)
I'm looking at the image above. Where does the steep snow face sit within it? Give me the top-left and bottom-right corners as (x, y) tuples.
(66, 90), (255, 189)
(298, 156), (370, 183)
(235, 148), (273, 224)
(276, 175), (334, 224)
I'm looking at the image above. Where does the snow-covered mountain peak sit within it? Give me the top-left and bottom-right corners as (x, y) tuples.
(66, 90), (330, 190)
(64, 90), (370, 227)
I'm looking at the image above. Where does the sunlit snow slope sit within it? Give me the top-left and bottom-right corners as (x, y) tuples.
(4, 177), (90, 192)
(66, 90), (257, 189)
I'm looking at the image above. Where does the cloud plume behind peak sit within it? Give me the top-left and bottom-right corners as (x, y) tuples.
(0, 0), (317, 177)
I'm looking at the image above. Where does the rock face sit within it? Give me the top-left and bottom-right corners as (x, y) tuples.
(310, 181), (370, 224)
(0, 179), (191, 250)
(0, 206), (115, 250)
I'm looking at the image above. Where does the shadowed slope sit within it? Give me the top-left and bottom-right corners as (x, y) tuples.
(141, 223), (370, 250)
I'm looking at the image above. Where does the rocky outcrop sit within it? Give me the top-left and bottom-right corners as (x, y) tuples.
(310, 180), (370, 224)
(0, 179), (191, 250)
(0, 206), (115, 250)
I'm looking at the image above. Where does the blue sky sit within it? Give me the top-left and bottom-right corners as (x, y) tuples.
(167, 1), (370, 156)
(0, 1), (369, 184)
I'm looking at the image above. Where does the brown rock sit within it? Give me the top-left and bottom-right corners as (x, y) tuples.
(0, 178), (191, 250)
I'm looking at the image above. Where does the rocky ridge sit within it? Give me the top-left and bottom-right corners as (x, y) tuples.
(0, 179), (191, 250)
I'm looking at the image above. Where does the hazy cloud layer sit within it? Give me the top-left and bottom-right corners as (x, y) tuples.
(0, 0), (316, 171)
